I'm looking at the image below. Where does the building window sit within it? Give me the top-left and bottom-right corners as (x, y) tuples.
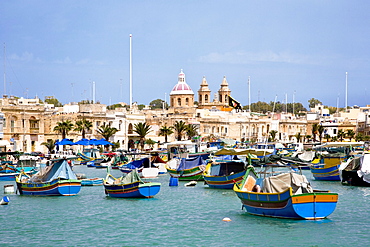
(178, 98), (181, 106)
(199, 95), (202, 104)
(186, 98), (189, 106)
(128, 123), (133, 134)
(205, 94), (208, 103)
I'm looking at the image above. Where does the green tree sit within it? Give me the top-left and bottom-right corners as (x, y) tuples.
(149, 99), (168, 109)
(311, 123), (320, 142)
(97, 123), (118, 141)
(133, 122), (152, 150)
(346, 129), (356, 142)
(41, 139), (56, 153)
(158, 125), (174, 143)
(186, 124), (199, 140)
(337, 129), (346, 142)
(331, 136), (338, 142)
(173, 120), (187, 141)
(317, 124), (326, 143)
(53, 120), (74, 139)
(294, 133), (302, 143)
(145, 138), (156, 149)
(355, 133), (364, 142)
(107, 104), (123, 110)
(269, 130), (278, 142)
(308, 98), (322, 108)
(324, 134), (331, 142)
(305, 135), (312, 143)
(45, 96), (63, 107)
(74, 118), (93, 139)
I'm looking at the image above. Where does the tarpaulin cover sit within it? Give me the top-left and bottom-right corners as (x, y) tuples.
(30, 159), (77, 182)
(128, 158), (150, 169)
(119, 169), (143, 184)
(177, 156), (205, 171)
(262, 172), (313, 194)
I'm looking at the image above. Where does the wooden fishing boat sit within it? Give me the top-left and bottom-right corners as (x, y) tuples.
(309, 152), (348, 181)
(233, 166), (338, 219)
(16, 158), (81, 196)
(339, 153), (370, 186)
(310, 142), (364, 181)
(166, 156), (206, 181)
(203, 159), (246, 189)
(103, 169), (160, 198)
(78, 148), (104, 166)
(120, 157), (159, 178)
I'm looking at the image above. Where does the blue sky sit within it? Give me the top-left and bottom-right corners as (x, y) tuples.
(1, 1), (369, 109)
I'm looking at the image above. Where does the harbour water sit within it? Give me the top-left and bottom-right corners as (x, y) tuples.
(1, 166), (369, 247)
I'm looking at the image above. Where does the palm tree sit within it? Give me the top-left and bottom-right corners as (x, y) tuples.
(294, 133), (302, 143)
(74, 118), (93, 139)
(158, 125), (174, 143)
(173, 120), (187, 141)
(317, 125), (326, 143)
(311, 123), (319, 142)
(305, 135), (312, 143)
(145, 138), (156, 149)
(337, 129), (346, 142)
(324, 134), (331, 142)
(269, 130), (278, 142)
(53, 120), (74, 139)
(346, 129), (356, 142)
(41, 139), (56, 154)
(355, 133), (364, 142)
(133, 122), (152, 150)
(97, 123), (118, 141)
(186, 124), (199, 140)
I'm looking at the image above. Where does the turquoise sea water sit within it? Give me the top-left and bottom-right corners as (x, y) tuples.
(1, 166), (370, 247)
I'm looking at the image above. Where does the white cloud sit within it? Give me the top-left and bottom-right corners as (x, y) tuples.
(54, 57), (72, 64)
(197, 50), (329, 66)
(9, 52), (35, 62)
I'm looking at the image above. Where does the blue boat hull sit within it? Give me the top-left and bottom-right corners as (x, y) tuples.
(17, 179), (81, 196)
(104, 182), (160, 198)
(204, 170), (245, 189)
(310, 164), (340, 181)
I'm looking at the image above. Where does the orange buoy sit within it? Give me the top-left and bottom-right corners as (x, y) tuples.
(223, 217), (231, 222)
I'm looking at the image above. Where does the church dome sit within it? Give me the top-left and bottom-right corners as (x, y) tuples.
(170, 69), (194, 95)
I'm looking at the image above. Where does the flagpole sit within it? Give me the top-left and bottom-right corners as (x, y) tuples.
(129, 34), (133, 112)
(248, 76), (251, 112)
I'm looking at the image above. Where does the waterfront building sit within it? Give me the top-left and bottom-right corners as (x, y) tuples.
(0, 70), (369, 153)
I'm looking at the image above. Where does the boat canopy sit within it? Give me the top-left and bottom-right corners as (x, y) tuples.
(209, 161), (245, 176)
(341, 153), (370, 183)
(29, 159), (77, 182)
(118, 169), (143, 184)
(262, 172), (313, 194)
(177, 156), (205, 171)
(127, 158), (150, 169)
